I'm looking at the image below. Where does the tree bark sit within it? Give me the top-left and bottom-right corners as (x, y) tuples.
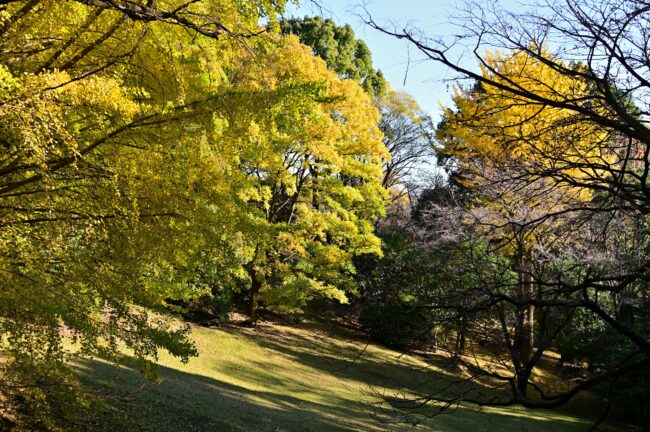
(247, 267), (261, 326)
(516, 368), (532, 399)
(455, 316), (466, 355)
(514, 251), (535, 364)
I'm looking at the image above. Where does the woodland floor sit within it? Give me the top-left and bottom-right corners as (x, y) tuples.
(61, 314), (626, 432)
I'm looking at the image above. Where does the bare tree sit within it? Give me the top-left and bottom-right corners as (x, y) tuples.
(400, 168), (648, 425)
(377, 91), (436, 202)
(364, 0), (650, 425)
(367, 0), (650, 213)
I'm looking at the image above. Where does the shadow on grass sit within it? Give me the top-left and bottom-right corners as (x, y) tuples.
(67, 321), (609, 432)
(72, 358), (599, 432)
(231, 321), (486, 398)
(75, 358), (372, 432)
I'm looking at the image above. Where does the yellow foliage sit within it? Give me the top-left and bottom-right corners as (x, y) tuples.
(0, 0), (386, 379)
(440, 48), (610, 191)
(437, 48), (615, 255)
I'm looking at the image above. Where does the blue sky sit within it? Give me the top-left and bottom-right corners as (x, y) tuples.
(285, 1), (522, 122)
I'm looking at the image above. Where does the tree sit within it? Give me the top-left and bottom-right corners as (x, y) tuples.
(216, 36), (387, 323)
(284, 16), (435, 203)
(378, 90), (435, 201)
(281, 16), (387, 96)
(0, 1), (389, 417)
(434, 51), (611, 392)
(0, 0), (283, 378)
(366, 0), (650, 423)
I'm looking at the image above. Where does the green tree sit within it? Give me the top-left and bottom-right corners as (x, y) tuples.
(281, 16), (386, 97)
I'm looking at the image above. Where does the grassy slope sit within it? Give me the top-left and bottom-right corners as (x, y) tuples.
(71, 318), (617, 432)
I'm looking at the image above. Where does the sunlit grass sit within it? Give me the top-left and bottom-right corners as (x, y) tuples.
(69, 318), (621, 431)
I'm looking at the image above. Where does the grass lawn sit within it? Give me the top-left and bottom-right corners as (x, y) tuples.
(68, 317), (621, 431)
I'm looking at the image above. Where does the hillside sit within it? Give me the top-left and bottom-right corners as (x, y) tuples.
(56, 317), (618, 432)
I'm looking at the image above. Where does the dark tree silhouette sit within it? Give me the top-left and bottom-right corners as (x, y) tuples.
(364, 0), (650, 426)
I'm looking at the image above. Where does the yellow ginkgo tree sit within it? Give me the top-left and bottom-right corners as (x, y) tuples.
(0, 0), (388, 408)
(436, 48), (611, 397)
(0, 0), (288, 379)
(214, 36), (388, 323)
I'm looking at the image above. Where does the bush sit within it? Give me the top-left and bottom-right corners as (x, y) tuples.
(185, 291), (234, 324)
(359, 302), (433, 350)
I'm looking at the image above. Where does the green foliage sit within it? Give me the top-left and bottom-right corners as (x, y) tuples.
(355, 231), (435, 304)
(359, 302), (433, 349)
(176, 260), (240, 323)
(1, 355), (91, 431)
(609, 368), (650, 428)
(0, 0), (387, 407)
(354, 230), (442, 349)
(281, 16), (387, 96)
(555, 308), (612, 365)
(556, 299), (650, 426)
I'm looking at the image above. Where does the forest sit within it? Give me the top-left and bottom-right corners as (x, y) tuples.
(0, 0), (648, 430)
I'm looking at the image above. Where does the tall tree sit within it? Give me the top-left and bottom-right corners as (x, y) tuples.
(217, 36), (388, 323)
(0, 0), (281, 377)
(284, 16), (435, 202)
(0, 0), (388, 402)
(366, 0), (650, 420)
(281, 16), (387, 97)
(378, 90), (435, 201)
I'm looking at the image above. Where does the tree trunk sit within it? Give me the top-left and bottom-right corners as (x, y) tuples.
(516, 368), (532, 399)
(455, 316), (466, 355)
(514, 252), (535, 363)
(247, 268), (261, 326)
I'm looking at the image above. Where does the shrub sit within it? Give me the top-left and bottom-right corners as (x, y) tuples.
(359, 302), (433, 350)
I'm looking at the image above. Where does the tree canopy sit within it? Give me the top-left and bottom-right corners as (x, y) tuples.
(366, 0), (650, 419)
(5, 0), (650, 429)
(281, 16), (387, 97)
(0, 0), (387, 385)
